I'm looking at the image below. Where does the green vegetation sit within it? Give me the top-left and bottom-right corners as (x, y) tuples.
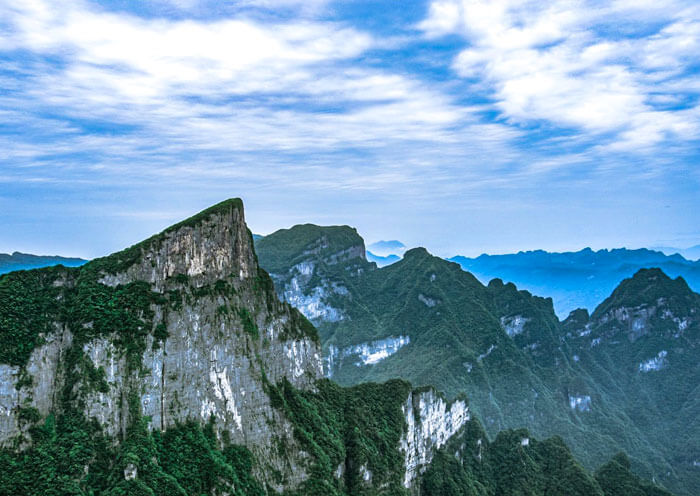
(0, 412), (262, 496)
(592, 268), (699, 320)
(255, 223), (695, 495)
(595, 453), (673, 496)
(422, 421), (665, 496)
(0, 266), (65, 366)
(238, 307), (260, 339)
(267, 377), (672, 496)
(267, 378), (412, 495)
(255, 223), (366, 274)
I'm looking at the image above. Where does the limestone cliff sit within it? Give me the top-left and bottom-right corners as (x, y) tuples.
(0, 199), (475, 494)
(255, 223), (373, 326)
(0, 199), (323, 490)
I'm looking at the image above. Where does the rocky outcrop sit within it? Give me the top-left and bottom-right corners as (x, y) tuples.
(255, 224), (374, 325)
(97, 199), (257, 289)
(401, 388), (469, 490)
(325, 335), (411, 377)
(0, 200), (481, 494)
(0, 199), (323, 490)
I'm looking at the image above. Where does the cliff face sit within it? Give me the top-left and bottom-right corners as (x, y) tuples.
(255, 223), (373, 330)
(0, 199), (479, 494)
(401, 389), (469, 489)
(0, 200), (324, 489)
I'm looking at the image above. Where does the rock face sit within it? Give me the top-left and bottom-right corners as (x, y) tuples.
(255, 223), (374, 327)
(0, 199), (481, 493)
(0, 199), (323, 490)
(401, 388), (469, 490)
(325, 335), (411, 377)
(97, 201), (257, 288)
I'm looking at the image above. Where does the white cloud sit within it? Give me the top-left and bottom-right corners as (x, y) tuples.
(0, 0), (516, 170)
(420, 0), (700, 150)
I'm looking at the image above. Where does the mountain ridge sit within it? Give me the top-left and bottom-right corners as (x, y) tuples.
(449, 247), (700, 317)
(255, 223), (699, 495)
(0, 251), (87, 275)
(0, 205), (681, 495)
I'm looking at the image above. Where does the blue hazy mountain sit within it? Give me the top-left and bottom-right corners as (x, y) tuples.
(366, 240), (406, 267)
(449, 248), (700, 317)
(653, 244), (700, 261)
(365, 251), (401, 267)
(0, 251), (87, 275)
(366, 239), (406, 256)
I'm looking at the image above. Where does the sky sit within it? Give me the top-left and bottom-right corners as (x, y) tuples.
(1, 0), (699, 258)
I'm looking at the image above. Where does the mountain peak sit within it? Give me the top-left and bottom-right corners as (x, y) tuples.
(366, 239), (406, 257)
(592, 267), (698, 321)
(86, 197), (255, 287)
(255, 223), (367, 274)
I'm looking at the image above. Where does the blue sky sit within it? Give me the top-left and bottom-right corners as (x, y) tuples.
(1, 0), (699, 258)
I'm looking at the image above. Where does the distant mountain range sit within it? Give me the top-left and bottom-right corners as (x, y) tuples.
(357, 242), (700, 318)
(449, 248), (700, 317)
(0, 251), (87, 274)
(365, 240), (407, 267)
(255, 225), (700, 496)
(652, 244), (700, 261)
(366, 239), (407, 256)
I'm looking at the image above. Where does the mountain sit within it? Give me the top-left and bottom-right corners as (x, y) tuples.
(0, 200), (655, 495)
(256, 225), (698, 495)
(682, 245), (700, 261)
(653, 244), (700, 262)
(449, 248), (700, 317)
(562, 269), (700, 496)
(0, 251), (87, 274)
(366, 251), (401, 267)
(366, 240), (406, 257)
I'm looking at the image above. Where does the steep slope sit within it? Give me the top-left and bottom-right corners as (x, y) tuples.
(564, 269), (700, 495)
(256, 225), (694, 495)
(255, 224), (374, 322)
(450, 248), (700, 317)
(0, 199), (324, 491)
(0, 200), (495, 495)
(0, 251), (87, 274)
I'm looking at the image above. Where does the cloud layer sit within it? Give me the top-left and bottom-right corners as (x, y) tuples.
(0, 0), (698, 256)
(420, 0), (700, 150)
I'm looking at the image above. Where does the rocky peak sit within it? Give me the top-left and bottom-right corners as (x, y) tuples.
(0, 199), (324, 491)
(402, 247), (431, 260)
(592, 268), (696, 318)
(587, 268), (699, 342)
(255, 224), (374, 324)
(94, 198), (256, 289)
(564, 308), (590, 327)
(255, 223), (369, 273)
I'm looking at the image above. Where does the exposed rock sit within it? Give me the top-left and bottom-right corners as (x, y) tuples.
(500, 315), (529, 337)
(124, 463), (137, 481)
(639, 350), (668, 372)
(0, 200), (322, 491)
(569, 395), (592, 412)
(401, 388), (469, 489)
(326, 335), (411, 377)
